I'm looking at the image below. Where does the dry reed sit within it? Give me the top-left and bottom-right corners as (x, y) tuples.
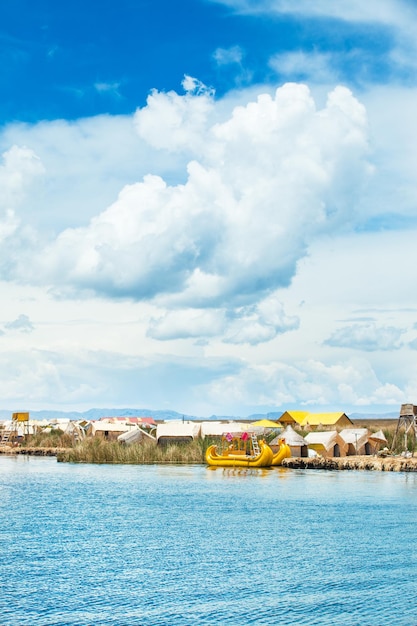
(22, 429), (73, 450)
(57, 437), (207, 464)
(10, 418), (416, 464)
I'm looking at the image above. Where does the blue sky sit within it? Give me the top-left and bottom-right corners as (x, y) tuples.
(2, 0), (411, 122)
(0, 0), (417, 417)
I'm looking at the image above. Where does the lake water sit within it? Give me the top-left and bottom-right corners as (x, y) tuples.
(1, 456), (417, 626)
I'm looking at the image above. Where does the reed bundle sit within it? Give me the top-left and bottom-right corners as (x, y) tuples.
(57, 437), (207, 464)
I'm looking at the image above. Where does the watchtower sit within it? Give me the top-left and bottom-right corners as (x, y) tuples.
(0, 412), (30, 446)
(392, 404), (417, 454)
(12, 412), (30, 443)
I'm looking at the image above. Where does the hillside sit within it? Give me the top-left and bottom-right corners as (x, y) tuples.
(0, 407), (400, 423)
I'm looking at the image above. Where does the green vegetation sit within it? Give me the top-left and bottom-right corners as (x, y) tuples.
(57, 437), (208, 464)
(352, 421), (415, 455)
(22, 428), (73, 449)
(385, 429), (416, 455)
(263, 430), (282, 444)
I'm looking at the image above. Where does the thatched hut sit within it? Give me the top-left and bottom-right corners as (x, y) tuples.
(199, 422), (255, 438)
(156, 421), (201, 445)
(89, 422), (132, 441)
(339, 428), (371, 455)
(117, 426), (156, 446)
(304, 431), (348, 458)
(367, 430), (388, 454)
(270, 425), (308, 457)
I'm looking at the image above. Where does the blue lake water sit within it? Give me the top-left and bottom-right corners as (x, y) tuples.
(1, 456), (417, 626)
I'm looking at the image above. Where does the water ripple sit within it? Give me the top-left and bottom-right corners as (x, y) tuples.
(1, 458), (417, 625)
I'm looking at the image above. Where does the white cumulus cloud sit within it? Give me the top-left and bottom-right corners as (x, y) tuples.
(324, 322), (405, 351)
(0, 145), (44, 242)
(22, 82), (371, 313)
(147, 293), (299, 345)
(269, 51), (337, 83)
(133, 75), (215, 153)
(211, 0), (416, 29)
(200, 355), (406, 412)
(4, 314), (35, 333)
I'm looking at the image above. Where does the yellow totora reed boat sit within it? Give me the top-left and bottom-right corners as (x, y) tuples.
(205, 432), (274, 468)
(271, 440), (291, 466)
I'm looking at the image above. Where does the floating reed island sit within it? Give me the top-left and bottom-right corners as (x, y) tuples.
(2, 441), (417, 472)
(283, 455), (417, 472)
(2, 405), (417, 470)
(1, 446), (68, 457)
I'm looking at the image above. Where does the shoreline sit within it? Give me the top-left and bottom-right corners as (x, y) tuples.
(283, 455), (417, 472)
(0, 446), (70, 457)
(2, 446), (417, 471)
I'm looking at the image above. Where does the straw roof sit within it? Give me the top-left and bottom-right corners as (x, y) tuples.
(200, 421), (265, 438)
(304, 430), (348, 453)
(339, 428), (369, 447)
(156, 422), (201, 440)
(270, 425), (307, 447)
(368, 430), (388, 443)
(90, 422), (132, 434)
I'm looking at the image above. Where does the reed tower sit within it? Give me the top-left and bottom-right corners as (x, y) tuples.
(392, 404), (417, 455)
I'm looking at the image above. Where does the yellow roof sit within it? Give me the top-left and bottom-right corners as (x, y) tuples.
(279, 411), (309, 424)
(301, 412), (351, 426)
(251, 419), (282, 428)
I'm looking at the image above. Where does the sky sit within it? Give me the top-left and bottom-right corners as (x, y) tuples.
(0, 0), (417, 417)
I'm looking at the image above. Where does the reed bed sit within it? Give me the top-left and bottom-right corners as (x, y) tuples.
(22, 429), (73, 450)
(8, 419), (416, 463)
(57, 437), (207, 464)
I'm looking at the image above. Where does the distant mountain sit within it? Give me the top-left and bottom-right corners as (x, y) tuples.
(246, 412), (283, 421)
(81, 408), (197, 421)
(0, 407), (400, 422)
(350, 411), (398, 420)
(0, 408), (199, 421)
